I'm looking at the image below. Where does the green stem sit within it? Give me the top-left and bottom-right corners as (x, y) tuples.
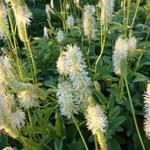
(126, 0), (131, 27)
(72, 116), (89, 150)
(7, 10), (24, 81)
(26, 40), (37, 84)
(27, 110), (33, 127)
(94, 135), (99, 150)
(129, 0), (141, 36)
(124, 76), (146, 150)
(95, 24), (106, 72)
(87, 38), (91, 67)
(24, 42), (35, 82)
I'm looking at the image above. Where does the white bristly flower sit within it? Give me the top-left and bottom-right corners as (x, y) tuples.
(18, 90), (38, 109)
(83, 5), (95, 39)
(101, 0), (114, 25)
(144, 83), (150, 139)
(65, 44), (92, 106)
(57, 81), (78, 118)
(112, 36), (128, 75)
(0, 56), (14, 86)
(128, 36), (137, 53)
(3, 147), (14, 150)
(57, 29), (64, 43)
(67, 15), (74, 29)
(57, 51), (68, 75)
(11, 4), (32, 25)
(43, 26), (49, 38)
(86, 105), (108, 134)
(0, 3), (9, 39)
(11, 109), (25, 129)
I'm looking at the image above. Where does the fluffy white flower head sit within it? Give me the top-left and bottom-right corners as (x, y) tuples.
(65, 44), (92, 105)
(11, 109), (25, 129)
(13, 5), (32, 25)
(83, 5), (95, 39)
(86, 105), (108, 134)
(18, 90), (38, 109)
(112, 36), (128, 75)
(144, 83), (150, 139)
(101, 0), (114, 25)
(57, 30), (64, 43)
(57, 81), (78, 118)
(67, 15), (74, 29)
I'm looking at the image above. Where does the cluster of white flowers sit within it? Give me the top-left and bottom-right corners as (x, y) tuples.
(57, 29), (64, 43)
(113, 36), (128, 75)
(101, 0), (114, 25)
(144, 83), (150, 139)
(112, 36), (137, 75)
(83, 5), (96, 39)
(64, 45), (92, 104)
(67, 15), (74, 29)
(0, 3), (9, 39)
(0, 56), (25, 138)
(57, 44), (92, 118)
(57, 81), (78, 118)
(0, 90), (25, 138)
(85, 105), (108, 134)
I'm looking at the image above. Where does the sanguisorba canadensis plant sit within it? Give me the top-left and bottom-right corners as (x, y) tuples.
(0, 0), (150, 149)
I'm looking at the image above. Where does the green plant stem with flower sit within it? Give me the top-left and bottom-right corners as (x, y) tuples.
(124, 76), (146, 150)
(72, 115), (89, 150)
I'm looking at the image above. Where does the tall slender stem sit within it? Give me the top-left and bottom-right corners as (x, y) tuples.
(126, 0), (131, 27)
(129, 0), (141, 36)
(72, 116), (89, 150)
(124, 76), (146, 150)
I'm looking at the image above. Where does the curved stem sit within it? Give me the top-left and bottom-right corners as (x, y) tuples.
(72, 116), (89, 150)
(95, 25), (106, 72)
(124, 76), (146, 150)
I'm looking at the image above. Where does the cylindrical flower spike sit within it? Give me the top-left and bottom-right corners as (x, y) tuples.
(144, 83), (150, 139)
(0, 3), (9, 39)
(57, 81), (79, 118)
(112, 36), (128, 76)
(101, 0), (114, 25)
(83, 5), (96, 39)
(64, 44), (92, 107)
